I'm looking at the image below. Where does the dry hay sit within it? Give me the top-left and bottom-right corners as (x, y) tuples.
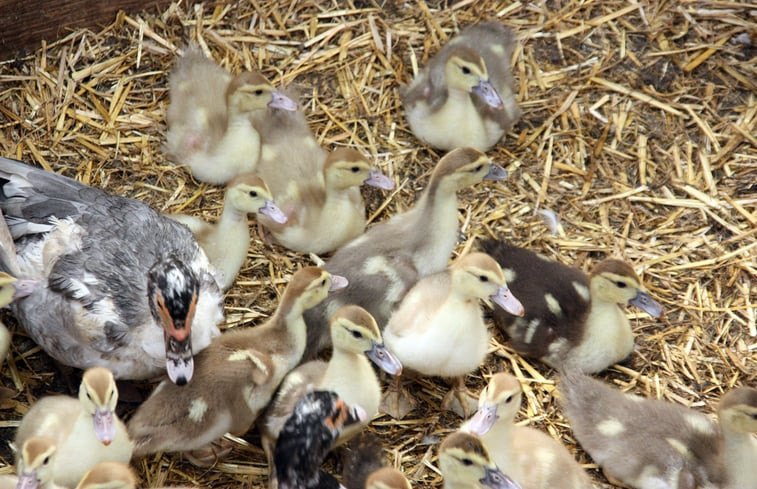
(0, 0), (755, 487)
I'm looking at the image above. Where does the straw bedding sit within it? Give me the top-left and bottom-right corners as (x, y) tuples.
(0, 1), (755, 487)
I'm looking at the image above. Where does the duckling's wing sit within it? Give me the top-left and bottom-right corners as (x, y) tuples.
(386, 273), (450, 338)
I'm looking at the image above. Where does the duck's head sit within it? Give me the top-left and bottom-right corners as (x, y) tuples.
(283, 267), (349, 315)
(451, 253), (524, 316)
(439, 432), (520, 489)
(323, 149), (395, 191)
(147, 256), (201, 386)
(330, 305), (402, 375)
(718, 387), (757, 434)
(78, 367), (119, 446)
(589, 260), (663, 317)
(74, 462), (136, 489)
(432, 148), (508, 191)
(444, 46), (503, 109)
(366, 468), (412, 489)
(15, 437), (56, 489)
(225, 72), (298, 116)
(465, 373), (522, 436)
(226, 173), (287, 224)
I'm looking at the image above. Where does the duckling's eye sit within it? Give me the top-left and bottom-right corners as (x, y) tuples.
(616, 281), (627, 289)
(750, 413), (757, 420)
(505, 394), (513, 403)
(43, 456), (50, 465)
(321, 279), (327, 286)
(461, 66), (471, 75)
(86, 392), (92, 401)
(473, 164), (483, 172)
(479, 275), (489, 283)
(248, 190), (258, 198)
(461, 457), (473, 466)
(351, 330), (363, 339)
(254, 89), (264, 96)
(350, 166), (360, 173)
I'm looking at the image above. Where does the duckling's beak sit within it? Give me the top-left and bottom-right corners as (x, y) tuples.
(365, 341), (403, 376)
(491, 285), (524, 316)
(15, 472), (40, 489)
(364, 170), (395, 190)
(480, 467), (521, 489)
(165, 335), (193, 386)
(93, 407), (116, 446)
(259, 200), (288, 224)
(328, 275), (349, 292)
(484, 163), (508, 180)
(472, 79), (504, 109)
(268, 91), (298, 111)
(12, 279), (38, 299)
(466, 403), (498, 435)
(628, 290), (663, 318)
(327, 398), (367, 433)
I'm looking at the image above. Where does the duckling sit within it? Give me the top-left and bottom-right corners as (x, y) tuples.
(169, 174), (287, 290)
(480, 239), (663, 373)
(461, 373), (592, 489)
(165, 45), (297, 185)
(0, 437), (60, 489)
(74, 462), (136, 489)
(559, 371), (757, 489)
(274, 390), (366, 489)
(382, 252), (524, 419)
(14, 367), (133, 488)
(401, 22), (520, 152)
(341, 432), (411, 489)
(439, 432), (521, 489)
(259, 149), (395, 254)
(261, 305), (402, 462)
(304, 147), (508, 358)
(127, 267), (348, 461)
(0, 156), (225, 385)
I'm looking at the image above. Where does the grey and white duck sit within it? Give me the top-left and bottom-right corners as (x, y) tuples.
(0, 156), (224, 385)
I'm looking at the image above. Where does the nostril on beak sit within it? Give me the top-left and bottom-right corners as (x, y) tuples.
(176, 376), (187, 386)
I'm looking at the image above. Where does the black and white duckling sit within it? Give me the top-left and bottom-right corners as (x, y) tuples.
(401, 22), (521, 152)
(304, 147), (508, 358)
(461, 373), (592, 489)
(341, 432), (411, 489)
(439, 432), (521, 489)
(127, 267), (347, 462)
(261, 305), (402, 462)
(0, 437), (59, 489)
(559, 371), (757, 489)
(274, 390), (366, 489)
(480, 239), (663, 373)
(259, 148), (395, 254)
(165, 46), (297, 185)
(169, 173), (287, 290)
(382, 252), (523, 419)
(14, 367), (133, 488)
(0, 156), (224, 385)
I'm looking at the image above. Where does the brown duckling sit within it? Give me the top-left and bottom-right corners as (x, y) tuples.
(402, 22), (520, 152)
(127, 267), (347, 462)
(303, 147), (508, 359)
(341, 432), (411, 489)
(481, 239), (663, 373)
(439, 432), (521, 489)
(0, 437), (60, 489)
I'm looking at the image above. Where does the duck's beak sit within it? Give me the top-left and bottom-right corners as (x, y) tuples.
(491, 285), (524, 316)
(365, 341), (403, 375)
(364, 170), (395, 190)
(327, 398), (367, 433)
(480, 466), (521, 489)
(484, 163), (508, 180)
(466, 403), (498, 436)
(328, 274), (349, 292)
(472, 79), (504, 109)
(15, 472), (40, 489)
(344, 401), (367, 426)
(93, 407), (116, 446)
(629, 290), (663, 318)
(165, 334), (193, 386)
(269, 90), (298, 111)
(259, 200), (288, 224)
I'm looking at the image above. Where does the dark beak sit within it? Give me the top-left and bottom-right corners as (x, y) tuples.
(165, 334), (193, 386)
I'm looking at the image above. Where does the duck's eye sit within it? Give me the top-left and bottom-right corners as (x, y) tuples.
(473, 164), (483, 172)
(350, 166), (360, 173)
(461, 66), (471, 75)
(43, 456), (50, 465)
(505, 394), (513, 403)
(462, 458), (473, 466)
(248, 190), (258, 198)
(351, 330), (363, 339)
(479, 275), (489, 283)
(616, 281), (627, 289)
(254, 89), (264, 96)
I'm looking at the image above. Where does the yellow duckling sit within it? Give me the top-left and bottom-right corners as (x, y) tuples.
(169, 174), (287, 290)
(461, 373), (592, 489)
(74, 462), (197, 489)
(14, 368), (133, 488)
(0, 437), (60, 489)
(402, 22), (521, 152)
(381, 252), (523, 419)
(439, 432), (520, 489)
(165, 46), (297, 184)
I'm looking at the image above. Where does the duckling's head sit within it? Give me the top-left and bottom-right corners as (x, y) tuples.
(366, 468), (412, 489)
(432, 148), (508, 191)
(283, 267), (349, 315)
(78, 367), (119, 446)
(465, 373), (522, 436)
(718, 387), (757, 434)
(439, 432), (520, 489)
(451, 253), (524, 316)
(75, 462), (137, 489)
(16, 437), (57, 489)
(323, 149), (395, 192)
(589, 260), (663, 317)
(147, 255), (201, 386)
(226, 173), (287, 224)
(443, 46), (504, 109)
(225, 72), (298, 116)
(330, 305), (402, 375)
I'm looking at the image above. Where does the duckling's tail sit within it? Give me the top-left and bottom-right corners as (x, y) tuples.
(341, 432), (386, 489)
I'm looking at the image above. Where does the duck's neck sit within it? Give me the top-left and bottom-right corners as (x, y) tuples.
(722, 427), (757, 488)
(482, 418), (517, 474)
(410, 181), (460, 276)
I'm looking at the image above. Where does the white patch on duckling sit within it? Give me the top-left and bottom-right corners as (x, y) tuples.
(684, 414), (715, 435)
(363, 256), (405, 304)
(261, 145), (277, 163)
(302, 137), (318, 150)
(534, 447), (555, 473)
(544, 293), (562, 316)
(490, 44), (506, 56)
(626, 393), (645, 403)
(228, 349), (269, 378)
(502, 268), (516, 283)
(666, 438), (691, 456)
(523, 318), (541, 344)
(188, 398), (208, 422)
(536, 253), (551, 262)
(597, 418), (625, 436)
(572, 281), (590, 301)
